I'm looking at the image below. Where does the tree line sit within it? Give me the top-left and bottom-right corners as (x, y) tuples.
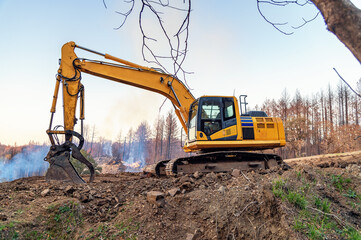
(2, 79), (360, 168)
(261, 80), (361, 159)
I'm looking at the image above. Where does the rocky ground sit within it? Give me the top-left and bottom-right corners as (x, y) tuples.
(0, 152), (361, 239)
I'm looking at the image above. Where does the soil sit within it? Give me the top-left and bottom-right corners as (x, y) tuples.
(0, 151), (361, 239)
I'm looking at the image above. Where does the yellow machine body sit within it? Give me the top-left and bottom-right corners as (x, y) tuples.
(183, 96), (285, 152)
(48, 41), (285, 153)
(45, 41), (286, 182)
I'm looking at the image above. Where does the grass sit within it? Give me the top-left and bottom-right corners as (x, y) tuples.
(343, 189), (360, 199)
(272, 174), (361, 240)
(113, 218), (140, 239)
(83, 218), (140, 240)
(0, 222), (19, 240)
(314, 197), (331, 213)
(45, 201), (83, 240)
(331, 174), (352, 191)
(286, 191), (307, 209)
(342, 227), (361, 240)
(271, 178), (285, 198)
(272, 178), (307, 209)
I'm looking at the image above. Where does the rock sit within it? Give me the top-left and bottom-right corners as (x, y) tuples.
(232, 169), (241, 177)
(217, 173), (225, 178)
(73, 191), (81, 199)
(193, 228), (202, 239)
(64, 186), (75, 194)
(186, 233), (195, 240)
(147, 191), (165, 207)
(193, 171), (202, 179)
(79, 194), (89, 203)
(115, 194), (124, 203)
(0, 214), (7, 221)
(218, 185), (226, 194)
(179, 176), (191, 184)
(181, 181), (193, 190)
(205, 172), (217, 180)
(167, 188), (180, 197)
(41, 189), (50, 197)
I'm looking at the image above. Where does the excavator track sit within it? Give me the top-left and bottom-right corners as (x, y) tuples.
(144, 151), (287, 177)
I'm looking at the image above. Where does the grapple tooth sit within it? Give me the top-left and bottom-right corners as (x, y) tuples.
(45, 151), (86, 184)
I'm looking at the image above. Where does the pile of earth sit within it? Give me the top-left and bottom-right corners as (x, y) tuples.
(0, 151), (360, 239)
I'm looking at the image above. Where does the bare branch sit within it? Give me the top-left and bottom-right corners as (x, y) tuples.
(103, 0), (192, 84)
(113, 0), (135, 30)
(257, 0), (319, 35)
(292, 11), (320, 29)
(333, 68), (361, 98)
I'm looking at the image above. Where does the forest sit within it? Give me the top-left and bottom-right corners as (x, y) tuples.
(262, 79), (361, 159)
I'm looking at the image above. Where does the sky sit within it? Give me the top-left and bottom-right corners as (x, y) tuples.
(0, 0), (361, 146)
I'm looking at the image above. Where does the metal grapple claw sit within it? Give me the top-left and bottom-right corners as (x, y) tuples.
(44, 131), (95, 184)
(45, 149), (86, 184)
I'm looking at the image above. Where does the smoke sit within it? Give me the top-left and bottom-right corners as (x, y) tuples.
(123, 140), (146, 172)
(0, 145), (49, 183)
(102, 140), (112, 157)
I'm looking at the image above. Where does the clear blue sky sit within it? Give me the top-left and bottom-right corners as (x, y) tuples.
(0, 0), (360, 145)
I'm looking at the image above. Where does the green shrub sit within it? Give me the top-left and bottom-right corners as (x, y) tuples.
(287, 191), (307, 209)
(331, 175), (351, 191)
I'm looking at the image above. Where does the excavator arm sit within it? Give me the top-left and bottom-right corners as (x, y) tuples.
(45, 41), (195, 183)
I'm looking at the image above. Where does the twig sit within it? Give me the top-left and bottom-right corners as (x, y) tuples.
(333, 68), (361, 98)
(307, 206), (354, 229)
(246, 216), (257, 239)
(240, 170), (250, 182)
(256, 0), (319, 35)
(239, 201), (258, 216)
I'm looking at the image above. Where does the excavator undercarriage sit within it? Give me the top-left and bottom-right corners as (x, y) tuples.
(144, 151), (287, 177)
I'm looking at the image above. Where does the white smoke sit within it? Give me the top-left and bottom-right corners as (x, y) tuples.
(102, 140), (112, 157)
(0, 145), (49, 182)
(123, 140), (146, 172)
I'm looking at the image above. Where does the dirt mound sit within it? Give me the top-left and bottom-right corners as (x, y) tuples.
(0, 152), (361, 239)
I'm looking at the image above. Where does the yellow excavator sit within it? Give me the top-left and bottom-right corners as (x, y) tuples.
(44, 41), (286, 183)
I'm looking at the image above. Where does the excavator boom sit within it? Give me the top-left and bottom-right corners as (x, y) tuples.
(44, 41), (287, 183)
(45, 42), (195, 183)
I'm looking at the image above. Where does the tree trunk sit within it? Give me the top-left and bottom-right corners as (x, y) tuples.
(312, 0), (361, 64)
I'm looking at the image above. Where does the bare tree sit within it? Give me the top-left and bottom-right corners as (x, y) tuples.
(89, 125), (97, 154)
(103, 0), (192, 81)
(164, 110), (179, 159)
(327, 84), (334, 130)
(135, 121), (150, 161)
(279, 88), (290, 122)
(153, 116), (165, 163)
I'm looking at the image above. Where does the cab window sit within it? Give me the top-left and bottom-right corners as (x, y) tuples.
(201, 99), (222, 135)
(188, 101), (198, 141)
(224, 98), (235, 119)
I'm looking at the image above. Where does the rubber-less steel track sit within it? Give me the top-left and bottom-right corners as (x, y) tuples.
(143, 151), (285, 177)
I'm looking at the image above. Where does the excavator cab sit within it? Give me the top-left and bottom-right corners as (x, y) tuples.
(187, 97), (237, 142)
(184, 96), (286, 152)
